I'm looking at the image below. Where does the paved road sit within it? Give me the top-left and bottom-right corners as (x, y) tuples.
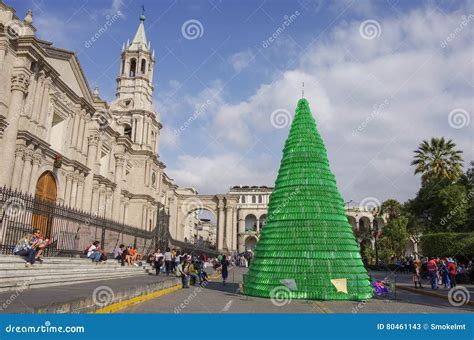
(123, 267), (474, 314)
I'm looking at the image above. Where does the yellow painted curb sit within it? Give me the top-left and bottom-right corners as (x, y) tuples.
(396, 285), (474, 306)
(94, 283), (182, 314)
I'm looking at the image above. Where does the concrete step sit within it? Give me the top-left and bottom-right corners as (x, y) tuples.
(0, 266), (147, 279)
(0, 263), (150, 271)
(0, 269), (148, 285)
(0, 271), (148, 292)
(0, 255), (155, 292)
(0, 255), (150, 264)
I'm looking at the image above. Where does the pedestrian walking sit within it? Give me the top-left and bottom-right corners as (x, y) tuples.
(221, 255), (229, 286)
(427, 258), (438, 289)
(413, 260), (423, 288)
(164, 247), (173, 276)
(448, 259), (457, 288)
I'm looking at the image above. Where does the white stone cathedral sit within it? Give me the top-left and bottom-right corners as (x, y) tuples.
(0, 3), (179, 232)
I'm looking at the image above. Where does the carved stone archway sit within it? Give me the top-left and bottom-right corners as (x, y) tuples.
(174, 194), (238, 252)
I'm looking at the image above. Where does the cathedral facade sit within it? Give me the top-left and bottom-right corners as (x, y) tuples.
(0, 3), (178, 233)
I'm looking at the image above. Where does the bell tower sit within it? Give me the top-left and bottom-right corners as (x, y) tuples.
(116, 13), (155, 111)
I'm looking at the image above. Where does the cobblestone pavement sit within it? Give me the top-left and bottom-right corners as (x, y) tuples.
(122, 267), (474, 313)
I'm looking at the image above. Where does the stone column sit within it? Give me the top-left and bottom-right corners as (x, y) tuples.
(238, 210), (246, 253)
(136, 116), (143, 144)
(123, 199), (129, 224)
(70, 172), (79, 209)
(0, 44), (7, 70)
(81, 115), (89, 155)
(225, 204), (233, 251)
(82, 133), (100, 212)
(24, 73), (38, 118)
(76, 179), (84, 210)
(28, 153), (42, 194)
(256, 219), (260, 233)
(232, 206), (238, 251)
(0, 70), (30, 187)
(98, 184), (106, 217)
(119, 199), (124, 222)
(131, 118), (136, 142)
(70, 113), (79, 150)
(31, 73), (44, 123)
(91, 181), (99, 215)
(147, 121), (152, 148)
(112, 153), (125, 218)
(105, 187), (113, 219)
(39, 78), (52, 130)
(76, 111), (85, 150)
(20, 150), (33, 193)
(217, 200), (225, 251)
(11, 146), (25, 190)
(64, 174), (73, 207)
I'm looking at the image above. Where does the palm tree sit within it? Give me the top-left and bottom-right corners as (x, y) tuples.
(381, 199), (401, 220)
(411, 137), (464, 183)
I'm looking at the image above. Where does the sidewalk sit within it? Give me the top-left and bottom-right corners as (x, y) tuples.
(369, 270), (474, 307)
(0, 273), (181, 313)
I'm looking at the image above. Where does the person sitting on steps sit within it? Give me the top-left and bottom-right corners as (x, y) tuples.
(87, 241), (106, 263)
(114, 244), (125, 262)
(14, 228), (42, 267)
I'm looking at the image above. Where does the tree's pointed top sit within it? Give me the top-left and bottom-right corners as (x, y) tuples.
(297, 97), (309, 108)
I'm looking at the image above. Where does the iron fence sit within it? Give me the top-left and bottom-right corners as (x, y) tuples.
(0, 186), (218, 257)
(0, 186), (157, 257)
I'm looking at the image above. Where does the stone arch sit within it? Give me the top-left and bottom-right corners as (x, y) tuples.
(259, 213), (267, 228)
(124, 123), (132, 139)
(245, 214), (257, 232)
(129, 58), (137, 77)
(244, 235), (258, 251)
(32, 171), (57, 238)
(347, 215), (357, 234)
(34, 171), (58, 203)
(358, 216), (373, 257)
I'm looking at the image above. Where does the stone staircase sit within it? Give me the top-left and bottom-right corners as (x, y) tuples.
(0, 255), (152, 292)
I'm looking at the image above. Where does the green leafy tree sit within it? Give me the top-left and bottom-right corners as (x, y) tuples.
(411, 180), (468, 233)
(381, 199), (402, 220)
(411, 137), (464, 184)
(378, 216), (409, 261)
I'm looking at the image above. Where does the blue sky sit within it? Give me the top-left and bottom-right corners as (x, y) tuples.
(9, 0), (474, 206)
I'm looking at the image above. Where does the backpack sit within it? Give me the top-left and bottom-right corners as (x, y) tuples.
(83, 245), (91, 255)
(14, 238), (29, 255)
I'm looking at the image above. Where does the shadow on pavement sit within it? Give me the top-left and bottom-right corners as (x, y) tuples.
(203, 281), (240, 295)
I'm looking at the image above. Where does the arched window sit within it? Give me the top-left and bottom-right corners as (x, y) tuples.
(141, 59), (146, 74)
(241, 195), (246, 203)
(258, 195), (263, 203)
(129, 58), (136, 77)
(124, 124), (132, 139)
(252, 195), (256, 204)
(121, 60), (125, 74)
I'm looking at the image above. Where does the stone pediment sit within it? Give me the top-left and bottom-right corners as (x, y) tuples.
(42, 45), (93, 104)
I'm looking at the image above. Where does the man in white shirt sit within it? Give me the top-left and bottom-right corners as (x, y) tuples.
(163, 248), (173, 276)
(87, 241), (102, 262)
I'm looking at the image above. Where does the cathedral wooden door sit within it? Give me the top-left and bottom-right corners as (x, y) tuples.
(32, 172), (57, 238)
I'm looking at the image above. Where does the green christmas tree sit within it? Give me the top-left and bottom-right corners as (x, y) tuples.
(243, 98), (373, 301)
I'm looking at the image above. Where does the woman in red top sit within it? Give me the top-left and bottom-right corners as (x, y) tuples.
(447, 261), (457, 288)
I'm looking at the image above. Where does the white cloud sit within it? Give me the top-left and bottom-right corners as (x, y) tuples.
(229, 49), (256, 73)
